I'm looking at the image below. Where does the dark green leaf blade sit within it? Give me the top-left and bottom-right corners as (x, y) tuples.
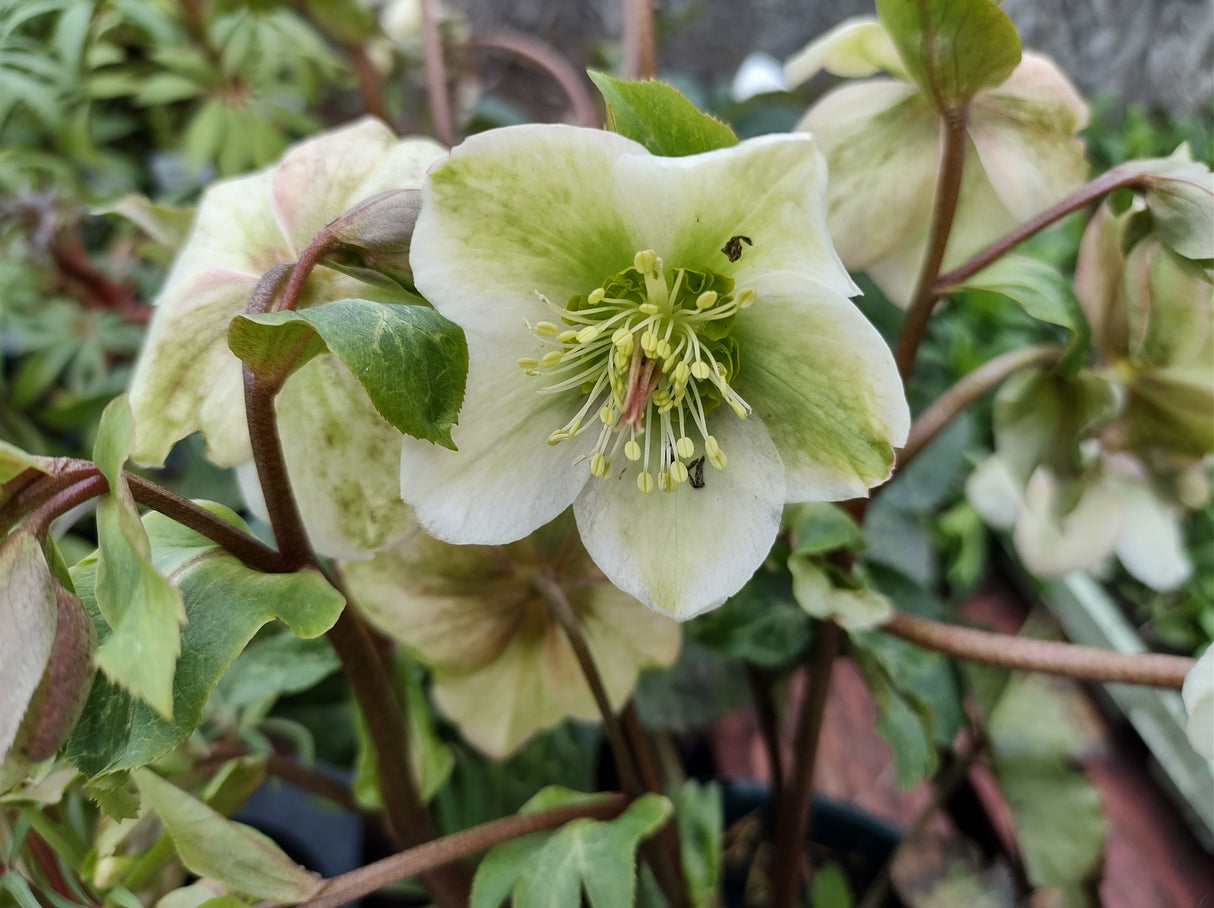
(588, 71), (738, 157)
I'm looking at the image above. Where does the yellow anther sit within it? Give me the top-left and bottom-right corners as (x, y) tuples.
(676, 436), (695, 459)
(673, 361), (691, 384)
(576, 325), (602, 344)
(639, 303), (660, 316)
(517, 357), (539, 370)
(641, 332), (658, 355)
(535, 321), (560, 337)
(637, 471), (655, 493)
(691, 361), (711, 380)
(635, 250), (658, 273)
(588, 287), (606, 305)
(727, 398), (747, 418)
(599, 405), (617, 426)
(547, 431), (567, 445)
(625, 440), (642, 461)
(661, 357), (676, 374)
(671, 461), (689, 484)
(695, 290), (717, 310)
(557, 330), (578, 343)
(541, 350), (563, 368)
(590, 453), (610, 478)
(612, 327), (632, 346)
(658, 340), (673, 359)
(657, 471), (671, 492)
(705, 436), (727, 469)
(737, 288), (757, 308)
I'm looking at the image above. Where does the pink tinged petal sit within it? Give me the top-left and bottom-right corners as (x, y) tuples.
(271, 118), (445, 257)
(614, 133), (857, 300)
(968, 53), (1090, 223)
(400, 335), (595, 545)
(1112, 479), (1192, 591)
(164, 168), (283, 279)
(731, 289), (908, 499)
(797, 80), (938, 273)
(1013, 470), (1125, 576)
(273, 355), (417, 560)
(409, 124), (647, 333)
(1074, 203), (1130, 360)
(573, 412), (786, 621)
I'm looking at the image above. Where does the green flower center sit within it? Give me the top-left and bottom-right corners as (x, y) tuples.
(517, 250), (753, 493)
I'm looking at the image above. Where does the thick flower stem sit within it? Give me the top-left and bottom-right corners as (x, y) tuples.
(300, 794), (631, 908)
(933, 169), (1149, 292)
(770, 620), (843, 908)
(420, 0), (455, 147)
(895, 344), (1066, 472)
(24, 474), (109, 541)
(533, 573), (689, 908)
(622, 0), (657, 79)
(745, 662), (785, 799)
(893, 109), (970, 382)
(882, 611), (1195, 688)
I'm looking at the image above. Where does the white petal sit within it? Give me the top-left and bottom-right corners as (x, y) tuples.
(732, 289), (908, 500)
(1014, 470), (1125, 576)
(784, 16), (904, 86)
(731, 52), (787, 101)
(965, 455), (1023, 530)
(400, 334), (595, 544)
(573, 411), (785, 620)
(1182, 646), (1214, 760)
(614, 132), (857, 300)
(1112, 479), (1192, 591)
(271, 118), (445, 256)
(410, 125), (648, 333)
(797, 81), (938, 276)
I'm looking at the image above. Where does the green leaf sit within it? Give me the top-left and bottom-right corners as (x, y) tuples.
(588, 71), (738, 157)
(987, 674), (1106, 900)
(92, 397), (185, 717)
(470, 788), (671, 908)
(65, 503), (345, 777)
(132, 769), (321, 902)
(876, 0), (1021, 112)
(0, 440), (48, 487)
(948, 256), (1090, 375)
(691, 566), (810, 669)
(789, 555), (894, 631)
(214, 632), (340, 709)
(229, 300), (468, 449)
(788, 503), (866, 556)
(673, 780), (721, 908)
(809, 860), (854, 908)
(851, 647), (938, 787)
(0, 532), (58, 762)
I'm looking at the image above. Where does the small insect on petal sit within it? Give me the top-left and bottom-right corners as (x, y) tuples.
(721, 235), (753, 263)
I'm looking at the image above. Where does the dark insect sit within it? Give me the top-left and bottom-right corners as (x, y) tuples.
(721, 234), (753, 263)
(688, 456), (706, 489)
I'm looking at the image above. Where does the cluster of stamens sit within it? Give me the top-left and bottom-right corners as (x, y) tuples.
(517, 250), (754, 493)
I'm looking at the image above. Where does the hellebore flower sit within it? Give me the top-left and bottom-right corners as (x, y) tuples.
(342, 518), (681, 757)
(785, 17), (1090, 306)
(127, 119), (446, 559)
(402, 125), (910, 620)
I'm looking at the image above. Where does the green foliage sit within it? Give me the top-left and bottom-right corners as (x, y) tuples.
(0, 531), (59, 761)
(229, 300), (469, 450)
(673, 780), (722, 908)
(589, 71), (739, 157)
(65, 502), (345, 777)
(876, 0), (1022, 112)
(470, 788), (671, 908)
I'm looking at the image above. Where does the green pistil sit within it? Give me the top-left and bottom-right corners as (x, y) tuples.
(521, 250), (754, 493)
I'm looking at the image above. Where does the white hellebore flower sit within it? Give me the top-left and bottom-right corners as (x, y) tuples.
(128, 119), (446, 559)
(1182, 646), (1214, 760)
(786, 17), (1090, 307)
(403, 125), (910, 620)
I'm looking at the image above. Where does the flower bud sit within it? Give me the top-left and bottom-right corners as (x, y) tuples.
(322, 189), (424, 291)
(14, 580), (98, 762)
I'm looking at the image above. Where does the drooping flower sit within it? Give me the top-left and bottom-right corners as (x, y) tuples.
(341, 517), (681, 757)
(127, 118), (446, 559)
(785, 17), (1090, 306)
(401, 125), (910, 620)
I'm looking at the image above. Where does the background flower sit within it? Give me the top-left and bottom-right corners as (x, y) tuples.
(127, 119), (445, 559)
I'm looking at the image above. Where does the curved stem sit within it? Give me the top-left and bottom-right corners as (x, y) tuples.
(469, 30), (599, 127)
(893, 109), (970, 382)
(125, 474), (287, 574)
(883, 611), (1194, 688)
(1, 466), (101, 537)
(420, 0), (455, 147)
(621, 0), (656, 79)
(25, 474), (108, 540)
(770, 621), (842, 908)
(934, 169), (1147, 292)
(895, 345), (1065, 471)
(301, 794), (631, 908)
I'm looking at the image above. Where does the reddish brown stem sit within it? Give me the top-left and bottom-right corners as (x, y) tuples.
(883, 611), (1194, 688)
(621, 0), (657, 79)
(469, 30), (599, 127)
(420, 0), (455, 146)
(301, 795), (631, 908)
